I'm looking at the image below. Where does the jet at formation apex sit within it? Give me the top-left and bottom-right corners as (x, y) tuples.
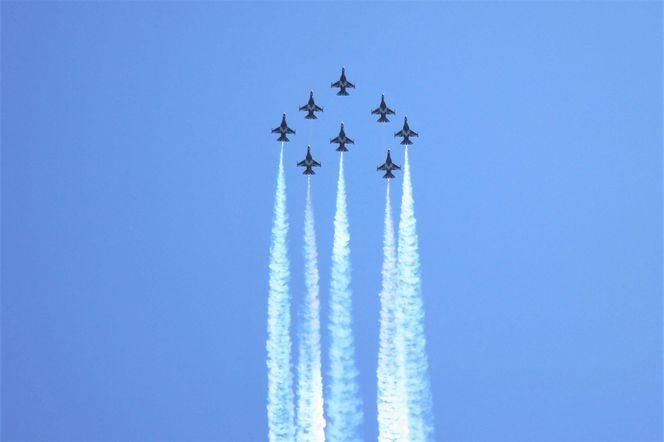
(394, 116), (419, 145)
(331, 67), (355, 96)
(271, 113), (296, 142)
(377, 149), (401, 179)
(371, 94), (396, 122)
(330, 122), (355, 152)
(299, 91), (324, 119)
(297, 146), (321, 175)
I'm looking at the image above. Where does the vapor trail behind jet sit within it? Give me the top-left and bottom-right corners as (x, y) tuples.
(377, 182), (409, 442)
(326, 154), (363, 442)
(296, 177), (326, 442)
(397, 147), (434, 441)
(267, 144), (295, 441)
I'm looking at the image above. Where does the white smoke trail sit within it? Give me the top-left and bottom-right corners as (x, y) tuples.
(296, 177), (326, 442)
(326, 153), (363, 442)
(397, 146), (434, 441)
(267, 144), (295, 441)
(377, 182), (410, 442)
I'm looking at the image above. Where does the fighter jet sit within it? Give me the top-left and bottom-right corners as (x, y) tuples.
(377, 149), (401, 179)
(297, 145), (321, 175)
(331, 67), (355, 96)
(271, 113), (296, 142)
(299, 91), (324, 119)
(371, 94), (395, 122)
(394, 116), (419, 145)
(330, 122), (355, 152)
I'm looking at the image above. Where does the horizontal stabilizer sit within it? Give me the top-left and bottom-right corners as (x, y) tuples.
(383, 170), (395, 179)
(336, 146), (349, 152)
(378, 115), (389, 122)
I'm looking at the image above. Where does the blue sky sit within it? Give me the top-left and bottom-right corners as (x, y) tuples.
(2, 2), (661, 441)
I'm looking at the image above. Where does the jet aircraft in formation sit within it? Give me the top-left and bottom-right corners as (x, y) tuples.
(377, 149), (401, 179)
(394, 116), (419, 145)
(271, 113), (296, 142)
(331, 67), (355, 96)
(271, 68), (420, 178)
(299, 91), (324, 119)
(371, 94), (396, 123)
(330, 123), (355, 152)
(297, 146), (321, 175)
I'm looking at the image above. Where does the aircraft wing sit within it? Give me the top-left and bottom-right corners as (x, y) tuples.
(347, 82), (355, 88)
(272, 127), (281, 133)
(347, 138), (355, 144)
(377, 164), (387, 171)
(411, 131), (419, 137)
(393, 164), (401, 170)
(371, 107), (380, 115)
(386, 107), (396, 115)
(394, 129), (404, 137)
(313, 160), (321, 167)
(331, 136), (341, 144)
(299, 104), (308, 111)
(314, 105), (324, 112)
(286, 128), (295, 134)
(297, 160), (307, 167)
(331, 80), (341, 88)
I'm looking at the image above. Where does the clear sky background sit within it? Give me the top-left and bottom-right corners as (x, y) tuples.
(2, 2), (662, 441)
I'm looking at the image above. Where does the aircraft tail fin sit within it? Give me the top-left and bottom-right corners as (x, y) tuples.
(383, 170), (395, 179)
(337, 89), (350, 96)
(378, 115), (389, 123)
(336, 145), (349, 152)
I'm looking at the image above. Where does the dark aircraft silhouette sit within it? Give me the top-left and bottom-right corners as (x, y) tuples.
(330, 122), (355, 152)
(271, 113), (296, 142)
(331, 67), (355, 96)
(299, 91), (324, 119)
(394, 116), (419, 145)
(377, 149), (401, 179)
(371, 94), (395, 122)
(297, 145), (321, 175)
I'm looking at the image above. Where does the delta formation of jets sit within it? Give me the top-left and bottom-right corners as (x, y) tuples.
(270, 66), (418, 178)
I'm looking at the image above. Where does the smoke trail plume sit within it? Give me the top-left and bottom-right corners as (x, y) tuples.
(267, 144), (295, 441)
(397, 146), (434, 441)
(326, 154), (363, 441)
(377, 182), (409, 442)
(296, 177), (326, 442)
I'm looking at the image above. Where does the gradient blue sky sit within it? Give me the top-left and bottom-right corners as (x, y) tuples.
(2, 2), (662, 441)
